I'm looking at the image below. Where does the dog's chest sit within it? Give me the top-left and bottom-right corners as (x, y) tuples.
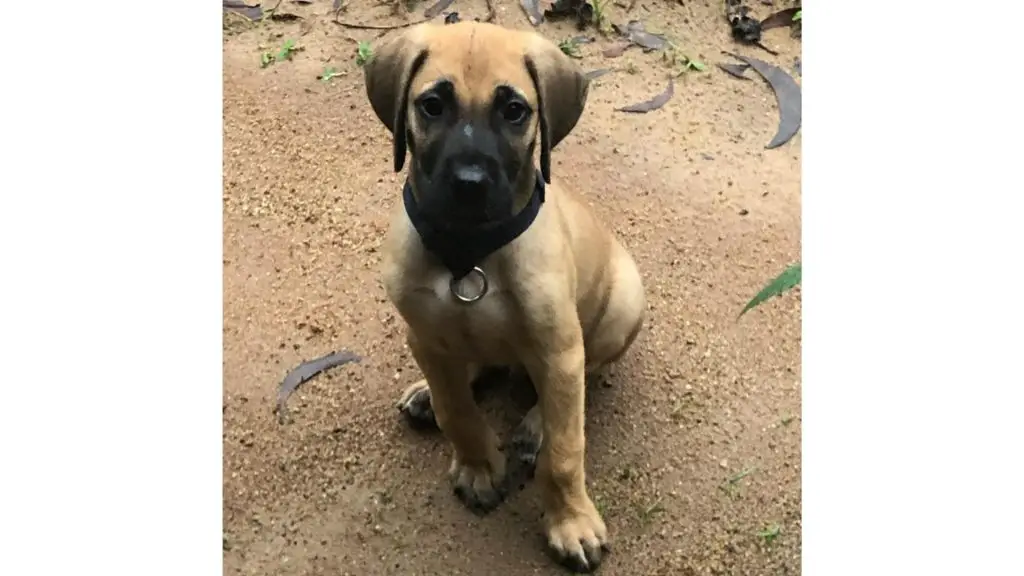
(390, 269), (521, 363)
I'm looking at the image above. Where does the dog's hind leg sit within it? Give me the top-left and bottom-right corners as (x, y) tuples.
(396, 379), (439, 430)
(396, 365), (507, 430)
(583, 245), (646, 373)
(509, 404), (543, 479)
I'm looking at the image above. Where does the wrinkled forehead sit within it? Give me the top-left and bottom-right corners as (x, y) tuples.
(408, 26), (538, 107)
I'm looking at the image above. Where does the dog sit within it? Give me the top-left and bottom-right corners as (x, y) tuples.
(363, 20), (645, 573)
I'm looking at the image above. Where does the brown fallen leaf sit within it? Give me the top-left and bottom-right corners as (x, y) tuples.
(603, 42), (632, 58)
(616, 78), (674, 113)
(300, 16), (315, 35)
(223, 0), (263, 20)
(520, 0), (544, 25)
(613, 20), (668, 51)
(424, 0), (456, 18)
(724, 52), (801, 148)
(718, 62), (751, 79)
(584, 68), (614, 80)
(275, 350), (362, 424)
(759, 7), (800, 31)
(270, 12), (303, 21)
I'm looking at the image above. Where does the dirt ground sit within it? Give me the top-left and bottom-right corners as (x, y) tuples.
(222, 1), (802, 574)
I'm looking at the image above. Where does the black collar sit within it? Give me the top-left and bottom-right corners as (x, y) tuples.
(403, 171), (546, 281)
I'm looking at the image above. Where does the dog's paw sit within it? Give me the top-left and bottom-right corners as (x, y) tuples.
(508, 407), (543, 482)
(545, 504), (609, 573)
(396, 380), (438, 430)
(449, 452), (507, 515)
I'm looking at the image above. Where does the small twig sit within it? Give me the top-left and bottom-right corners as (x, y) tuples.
(727, 467), (758, 484)
(755, 41), (779, 56)
(334, 16), (430, 30)
(223, 9), (258, 25)
(263, 0), (285, 20)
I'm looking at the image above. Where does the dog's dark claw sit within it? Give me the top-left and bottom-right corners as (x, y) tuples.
(552, 543), (604, 574)
(582, 542), (605, 571)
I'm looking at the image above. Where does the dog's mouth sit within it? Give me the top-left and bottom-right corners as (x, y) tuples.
(413, 175), (515, 232)
(426, 202), (507, 235)
(449, 200), (502, 225)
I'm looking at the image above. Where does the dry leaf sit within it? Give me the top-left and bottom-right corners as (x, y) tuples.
(616, 78), (674, 113)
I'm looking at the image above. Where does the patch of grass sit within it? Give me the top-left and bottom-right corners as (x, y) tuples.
(780, 414), (795, 426)
(638, 499), (665, 526)
(738, 262), (802, 317)
(356, 41), (373, 66)
(757, 524), (781, 545)
(718, 467), (757, 497)
(320, 67), (343, 82)
(260, 38), (302, 68)
(591, 0), (612, 34)
(663, 42), (706, 74)
(793, 10), (802, 22)
(277, 38), (299, 61)
(681, 57), (706, 72)
(727, 467), (756, 485)
(558, 38), (583, 59)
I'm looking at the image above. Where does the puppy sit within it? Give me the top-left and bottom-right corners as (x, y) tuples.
(363, 21), (645, 573)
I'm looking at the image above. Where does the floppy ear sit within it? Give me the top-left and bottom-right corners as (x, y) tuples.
(363, 27), (432, 173)
(524, 36), (591, 183)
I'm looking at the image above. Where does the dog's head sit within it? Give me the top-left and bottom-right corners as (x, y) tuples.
(364, 21), (590, 229)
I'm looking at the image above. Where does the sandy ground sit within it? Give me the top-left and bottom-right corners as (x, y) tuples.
(222, 1), (802, 574)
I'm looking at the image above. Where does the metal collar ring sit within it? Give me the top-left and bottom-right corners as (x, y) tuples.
(450, 266), (489, 303)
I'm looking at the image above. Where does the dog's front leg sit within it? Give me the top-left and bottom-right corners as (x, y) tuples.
(407, 333), (507, 514)
(525, 329), (608, 573)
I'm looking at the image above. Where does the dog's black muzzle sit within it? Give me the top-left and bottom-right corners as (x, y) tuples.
(420, 121), (514, 228)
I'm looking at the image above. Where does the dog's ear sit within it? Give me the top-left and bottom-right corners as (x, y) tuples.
(524, 36), (591, 183)
(364, 27), (432, 173)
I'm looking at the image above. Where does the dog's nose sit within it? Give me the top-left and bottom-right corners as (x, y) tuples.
(451, 164), (490, 203)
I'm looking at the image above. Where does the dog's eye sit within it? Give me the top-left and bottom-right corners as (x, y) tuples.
(418, 95), (444, 119)
(502, 101), (529, 125)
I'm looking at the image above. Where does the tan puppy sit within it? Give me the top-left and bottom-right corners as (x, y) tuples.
(364, 21), (645, 573)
